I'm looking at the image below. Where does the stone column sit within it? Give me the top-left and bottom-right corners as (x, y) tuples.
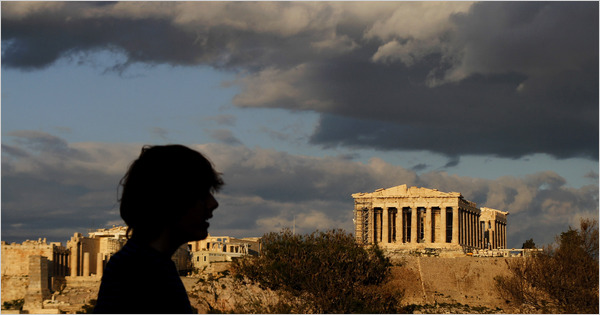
(371, 209), (376, 244)
(458, 210), (462, 245)
(477, 215), (480, 247)
(502, 223), (506, 249)
(502, 223), (507, 247)
(458, 209), (462, 245)
(82, 252), (90, 277)
(410, 208), (417, 244)
(497, 222), (500, 249)
(477, 219), (481, 249)
(440, 207), (447, 243)
(497, 223), (501, 249)
(480, 219), (484, 249)
(473, 213), (477, 247)
(500, 223), (504, 248)
(471, 212), (477, 247)
(494, 222), (498, 249)
(424, 207), (432, 243)
(382, 208), (389, 244)
(469, 212), (473, 247)
(466, 211), (471, 247)
(470, 212), (475, 247)
(490, 223), (496, 249)
(483, 223), (488, 249)
(461, 211), (466, 246)
(367, 209), (371, 244)
(473, 213), (476, 247)
(70, 243), (79, 277)
(97, 255), (104, 278)
(452, 208), (459, 244)
(396, 208), (403, 243)
(464, 210), (468, 246)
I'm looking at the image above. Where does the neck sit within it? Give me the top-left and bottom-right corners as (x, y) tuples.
(136, 229), (185, 257)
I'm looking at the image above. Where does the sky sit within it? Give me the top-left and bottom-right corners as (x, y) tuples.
(1, 1), (598, 249)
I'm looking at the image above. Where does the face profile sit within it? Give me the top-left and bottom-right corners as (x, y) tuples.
(94, 144), (223, 314)
(174, 192), (219, 243)
(118, 144), (224, 244)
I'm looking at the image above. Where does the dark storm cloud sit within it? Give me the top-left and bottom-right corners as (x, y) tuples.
(2, 1), (597, 159)
(1, 134), (133, 243)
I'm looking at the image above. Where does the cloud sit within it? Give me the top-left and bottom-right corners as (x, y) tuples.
(205, 114), (237, 126)
(411, 163), (429, 172)
(584, 171), (599, 181)
(2, 133), (597, 248)
(443, 156), (460, 168)
(441, 2), (599, 84)
(150, 127), (169, 140)
(1, 2), (597, 159)
(208, 129), (242, 146)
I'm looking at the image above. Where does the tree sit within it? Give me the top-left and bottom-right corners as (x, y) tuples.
(495, 218), (599, 313)
(230, 229), (403, 313)
(521, 238), (536, 249)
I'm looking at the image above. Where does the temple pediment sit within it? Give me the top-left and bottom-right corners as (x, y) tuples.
(352, 184), (462, 199)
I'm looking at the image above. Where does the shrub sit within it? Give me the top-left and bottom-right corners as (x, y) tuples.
(495, 218), (599, 313)
(2, 299), (24, 310)
(521, 238), (536, 249)
(231, 229), (403, 313)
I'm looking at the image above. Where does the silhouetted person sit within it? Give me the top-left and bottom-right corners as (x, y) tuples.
(94, 145), (223, 314)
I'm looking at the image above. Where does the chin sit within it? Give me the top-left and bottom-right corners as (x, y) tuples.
(195, 230), (209, 241)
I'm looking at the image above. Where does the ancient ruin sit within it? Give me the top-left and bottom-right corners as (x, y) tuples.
(353, 185), (508, 255)
(189, 235), (260, 270)
(66, 226), (127, 278)
(1, 226), (259, 313)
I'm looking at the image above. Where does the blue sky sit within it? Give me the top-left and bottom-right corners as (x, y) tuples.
(2, 1), (598, 248)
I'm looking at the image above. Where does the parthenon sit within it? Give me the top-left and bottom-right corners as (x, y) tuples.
(352, 185), (508, 252)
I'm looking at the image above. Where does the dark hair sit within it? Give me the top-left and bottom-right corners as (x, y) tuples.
(119, 145), (224, 240)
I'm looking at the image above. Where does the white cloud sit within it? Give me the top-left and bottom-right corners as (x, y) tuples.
(230, 64), (334, 111)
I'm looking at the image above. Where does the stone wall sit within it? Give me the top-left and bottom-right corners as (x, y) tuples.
(1, 275), (28, 304)
(392, 256), (513, 309)
(1, 240), (64, 276)
(186, 256), (516, 313)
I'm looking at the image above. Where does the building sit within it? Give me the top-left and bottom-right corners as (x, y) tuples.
(1, 238), (69, 278)
(1, 227), (257, 312)
(352, 185), (508, 253)
(188, 235), (260, 270)
(1, 239), (69, 305)
(66, 226), (128, 278)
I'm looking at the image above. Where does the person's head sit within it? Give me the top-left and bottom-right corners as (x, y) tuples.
(119, 145), (223, 242)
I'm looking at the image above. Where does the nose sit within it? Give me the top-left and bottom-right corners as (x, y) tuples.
(207, 193), (219, 211)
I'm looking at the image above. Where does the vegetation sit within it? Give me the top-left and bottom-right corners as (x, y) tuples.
(77, 299), (97, 314)
(227, 229), (404, 313)
(521, 238), (536, 249)
(495, 218), (599, 313)
(2, 299), (24, 311)
(403, 302), (502, 314)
